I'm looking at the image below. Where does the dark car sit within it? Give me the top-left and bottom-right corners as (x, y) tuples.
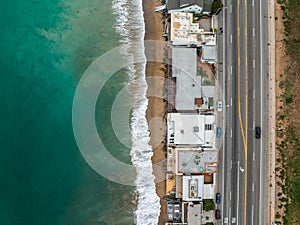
(255, 126), (261, 138)
(216, 193), (221, 204)
(215, 209), (221, 220)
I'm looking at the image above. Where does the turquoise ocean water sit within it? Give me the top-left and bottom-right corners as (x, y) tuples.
(0, 0), (137, 224)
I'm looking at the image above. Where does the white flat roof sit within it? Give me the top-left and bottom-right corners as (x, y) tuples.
(167, 113), (216, 147)
(172, 47), (201, 111)
(182, 175), (214, 201)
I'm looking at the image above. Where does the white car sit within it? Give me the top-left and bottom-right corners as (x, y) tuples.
(217, 101), (223, 112)
(231, 217), (236, 223)
(224, 217), (228, 223)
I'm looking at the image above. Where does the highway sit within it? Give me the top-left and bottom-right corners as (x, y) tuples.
(216, 0), (271, 224)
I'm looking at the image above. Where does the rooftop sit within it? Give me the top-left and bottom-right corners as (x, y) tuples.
(167, 0), (203, 11)
(187, 203), (202, 225)
(166, 174), (177, 195)
(176, 148), (219, 174)
(167, 0), (213, 14)
(201, 45), (217, 63)
(172, 48), (201, 111)
(182, 175), (214, 201)
(167, 113), (216, 146)
(170, 12), (216, 46)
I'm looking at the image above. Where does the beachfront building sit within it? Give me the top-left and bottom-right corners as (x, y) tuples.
(168, 47), (215, 112)
(165, 173), (216, 224)
(167, 113), (216, 147)
(167, 146), (219, 174)
(169, 12), (216, 47)
(182, 175), (214, 201)
(165, 174), (215, 224)
(175, 148), (219, 174)
(169, 47), (200, 112)
(165, 202), (214, 225)
(166, 0), (213, 15)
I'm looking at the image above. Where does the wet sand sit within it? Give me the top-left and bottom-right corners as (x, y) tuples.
(142, 0), (167, 224)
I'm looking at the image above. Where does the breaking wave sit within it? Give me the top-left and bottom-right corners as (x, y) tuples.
(112, 0), (161, 224)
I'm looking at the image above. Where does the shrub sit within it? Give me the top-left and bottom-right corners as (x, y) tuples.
(203, 199), (215, 211)
(211, 0), (223, 14)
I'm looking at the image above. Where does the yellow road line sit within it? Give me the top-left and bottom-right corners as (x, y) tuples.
(237, 0), (249, 224)
(244, 0), (248, 224)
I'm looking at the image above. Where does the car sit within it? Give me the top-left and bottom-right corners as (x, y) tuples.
(217, 101), (223, 112)
(231, 217), (236, 223)
(215, 209), (221, 220)
(216, 192), (221, 204)
(217, 127), (222, 138)
(224, 217), (229, 223)
(255, 126), (261, 138)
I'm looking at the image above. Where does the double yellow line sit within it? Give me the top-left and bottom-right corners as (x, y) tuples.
(237, 0), (248, 224)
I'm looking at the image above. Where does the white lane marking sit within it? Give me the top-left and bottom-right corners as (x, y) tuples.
(231, 97), (233, 106)
(253, 90), (256, 99)
(230, 4), (232, 13)
(253, 121), (255, 130)
(237, 161), (240, 224)
(252, 182), (255, 192)
(231, 160), (232, 169)
(229, 206), (232, 224)
(252, 0), (254, 7)
(253, 59), (255, 68)
(230, 34), (233, 43)
(230, 191), (232, 200)
(230, 66), (233, 74)
(230, 129), (233, 138)
(251, 205), (254, 225)
(253, 151), (255, 161)
(259, 0), (264, 223)
(253, 27), (255, 36)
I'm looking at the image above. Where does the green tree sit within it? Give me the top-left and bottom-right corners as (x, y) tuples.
(211, 0), (223, 15)
(203, 199), (215, 211)
(206, 222), (214, 225)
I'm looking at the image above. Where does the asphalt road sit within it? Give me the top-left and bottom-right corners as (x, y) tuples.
(216, 0), (271, 224)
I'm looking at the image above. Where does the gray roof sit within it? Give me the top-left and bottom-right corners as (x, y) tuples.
(180, 0), (203, 7)
(202, 46), (217, 61)
(167, 0), (204, 10)
(172, 48), (201, 111)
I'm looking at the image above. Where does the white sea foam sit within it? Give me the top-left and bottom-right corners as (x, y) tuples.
(112, 0), (161, 224)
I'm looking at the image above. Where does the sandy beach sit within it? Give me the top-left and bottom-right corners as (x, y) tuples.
(143, 0), (167, 224)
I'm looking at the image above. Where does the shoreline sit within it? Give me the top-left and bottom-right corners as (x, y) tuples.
(142, 0), (167, 224)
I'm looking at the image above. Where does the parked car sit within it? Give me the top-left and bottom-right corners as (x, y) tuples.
(217, 127), (222, 138)
(217, 101), (223, 112)
(215, 209), (221, 220)
(216, 193), (221, 204)
(255, 126), (261, 138)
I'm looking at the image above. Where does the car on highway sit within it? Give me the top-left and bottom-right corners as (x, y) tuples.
(255, 126), (261, 138)
(217, 101), (223, 112)
(215, 192), (221, 204)
(217, 127), (222, 138)
(231, 217), (236, 223)
(215, 209), (221, 220)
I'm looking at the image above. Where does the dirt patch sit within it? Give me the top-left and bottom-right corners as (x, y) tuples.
(274, 0), (300, 224)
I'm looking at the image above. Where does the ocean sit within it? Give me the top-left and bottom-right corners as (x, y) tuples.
(0, 0), (159, 224)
